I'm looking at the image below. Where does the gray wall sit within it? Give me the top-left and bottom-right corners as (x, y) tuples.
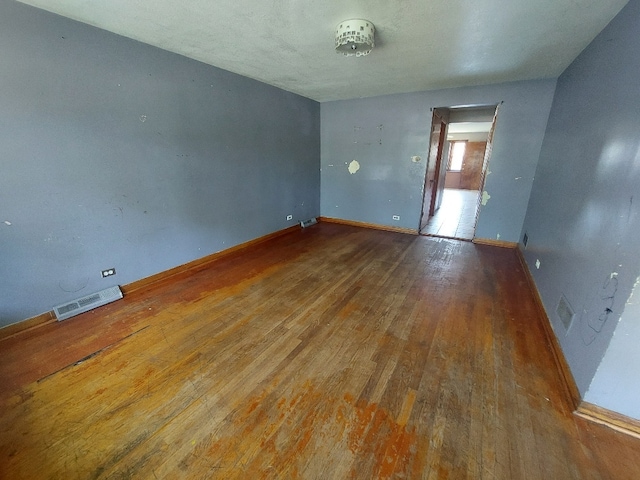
(521, 0), (640, 419)
(0, 1), (320, 327)
(320, 79), (556, 240)
(586, 280), (640, 419)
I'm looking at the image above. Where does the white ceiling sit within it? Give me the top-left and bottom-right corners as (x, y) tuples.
(17, 0), (628, 102)
(447, 122), (493, 141)
(448, 122), (493, 135)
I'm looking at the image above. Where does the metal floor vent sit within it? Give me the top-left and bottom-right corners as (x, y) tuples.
(556, 294), (575, 330)
(300, 217), (318, 228)
(54, 285), (123, 321)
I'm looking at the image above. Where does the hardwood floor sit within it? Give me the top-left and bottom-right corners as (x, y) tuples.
(1, 223), (639, 479)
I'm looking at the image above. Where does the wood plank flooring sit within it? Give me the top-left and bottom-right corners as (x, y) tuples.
(1, 223), (639, 479)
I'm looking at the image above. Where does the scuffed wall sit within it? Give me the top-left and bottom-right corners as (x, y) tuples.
(320, 79), (556, 240)
(586, 277), (640, 419)
(521, 0), (640, 419)
(0, 1), (320, 326)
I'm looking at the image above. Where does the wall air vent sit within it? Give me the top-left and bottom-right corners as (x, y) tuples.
(556, 294), (575, 331)
(53, 286), (123, 321)
(300, 217), (318, 228)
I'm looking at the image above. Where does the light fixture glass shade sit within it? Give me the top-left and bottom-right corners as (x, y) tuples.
(335, 19), (375, 57)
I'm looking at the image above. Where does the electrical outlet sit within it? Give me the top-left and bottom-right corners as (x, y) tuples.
(286, 214), (293, 221)
(101, 268), (116, 278)
(392, 215), (400, 221)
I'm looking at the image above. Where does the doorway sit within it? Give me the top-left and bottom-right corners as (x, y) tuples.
(419, 105), (499, 240)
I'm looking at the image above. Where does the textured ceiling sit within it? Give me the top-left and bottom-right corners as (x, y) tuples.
(16, 0), (628, 102)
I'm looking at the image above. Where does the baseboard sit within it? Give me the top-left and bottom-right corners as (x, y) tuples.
(122, 225), (300, 296)
(515, 246), (582, 410)
(472, 238), (518, 248)
(575, 401), (640, 439)
(319, 217), (418, 235)
(0, 311), (56, 341)
(0, 225), (301, 341)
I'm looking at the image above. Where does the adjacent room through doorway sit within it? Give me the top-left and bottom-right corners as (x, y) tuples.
(419, 105), (498, 240)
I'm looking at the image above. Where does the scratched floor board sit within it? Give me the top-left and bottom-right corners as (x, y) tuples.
(1, 223), (640, 479)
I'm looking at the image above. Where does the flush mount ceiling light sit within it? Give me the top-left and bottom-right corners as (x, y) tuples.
(335, 19), (375, 57)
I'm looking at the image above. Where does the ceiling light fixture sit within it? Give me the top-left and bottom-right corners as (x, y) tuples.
(335, 19), (375, 57)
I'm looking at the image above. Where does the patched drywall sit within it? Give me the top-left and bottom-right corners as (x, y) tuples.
(521, 0), (640, 419)
(321, 80), (556, 238)
(348, 160), (360, 174)
(0, 1), (320, 326)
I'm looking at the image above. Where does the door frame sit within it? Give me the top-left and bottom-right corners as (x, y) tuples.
(470, 103), (500, 233)
(418, 108), (449, 231)
(418, 104), (500, 237)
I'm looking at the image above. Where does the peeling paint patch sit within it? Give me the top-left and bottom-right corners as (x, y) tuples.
(411, 156), (421, 163)
(627, 276), (640, 305)
(139, 115), (147, 122)
(481, 191), (491, 205)
(348, 160), (360, 174)
(496, 233), (501, 240)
